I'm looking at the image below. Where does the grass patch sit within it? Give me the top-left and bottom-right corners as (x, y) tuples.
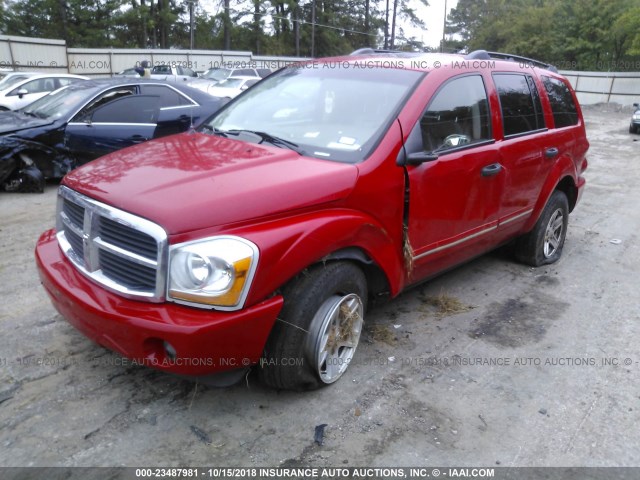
(368, 324), (397, 346)
(422, 292), (474, 318)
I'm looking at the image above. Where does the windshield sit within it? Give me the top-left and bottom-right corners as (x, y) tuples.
(201, 68), (231, 81)
(203, 64), (423, 163)
(21, 86), (93, 120)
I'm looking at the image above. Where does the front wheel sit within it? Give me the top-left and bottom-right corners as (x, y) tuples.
(259, 261), (367, 390)
(515, 190), (569, 267)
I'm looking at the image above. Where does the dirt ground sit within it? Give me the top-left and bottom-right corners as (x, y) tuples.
(1, 107), (639, 469)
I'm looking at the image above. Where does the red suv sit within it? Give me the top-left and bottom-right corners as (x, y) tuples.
(35, 50), (588, 390)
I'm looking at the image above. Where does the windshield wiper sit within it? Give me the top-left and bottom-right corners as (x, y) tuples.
(200, 125), (228, 137)
(226, 129), (305, 155)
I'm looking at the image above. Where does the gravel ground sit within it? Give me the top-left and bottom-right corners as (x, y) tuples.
(1, 107), (639, 470)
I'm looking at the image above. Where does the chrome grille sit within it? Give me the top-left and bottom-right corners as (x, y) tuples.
(56, 186), (168, 301)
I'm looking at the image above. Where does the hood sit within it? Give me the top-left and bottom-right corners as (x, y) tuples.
(63, 132), (359, 234)
(0, 111), (53, 135)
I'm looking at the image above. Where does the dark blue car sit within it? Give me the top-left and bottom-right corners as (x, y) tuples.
(0, 79), (223, 192)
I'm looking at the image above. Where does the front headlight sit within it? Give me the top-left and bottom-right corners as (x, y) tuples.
(633, 113), (640, 120)
(168, 236), (259, 310)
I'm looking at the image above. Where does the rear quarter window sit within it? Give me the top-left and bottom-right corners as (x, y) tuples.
(542, 76), (579, 128)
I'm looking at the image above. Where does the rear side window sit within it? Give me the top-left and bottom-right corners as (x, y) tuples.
(142, 85), (194, 107)
(494, 73), (545, 136)
(542, 76), (578, 128)
(419, 75), (492, 152)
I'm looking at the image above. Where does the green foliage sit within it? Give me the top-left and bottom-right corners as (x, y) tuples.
(3, 0), (639, 71)
(1, 0), (429, 56)
(445, 0), (640, 71)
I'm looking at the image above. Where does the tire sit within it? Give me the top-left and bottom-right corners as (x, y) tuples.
(515, 190), (569, 267)
(259, 261), (367, 391)
(631, 124), (638, 134)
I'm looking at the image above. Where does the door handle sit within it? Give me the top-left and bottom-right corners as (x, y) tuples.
(481, 163), (502, 177)
(545, 147), (559, 158)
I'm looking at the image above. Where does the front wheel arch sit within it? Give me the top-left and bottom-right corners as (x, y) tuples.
(259, 261), (368, 390)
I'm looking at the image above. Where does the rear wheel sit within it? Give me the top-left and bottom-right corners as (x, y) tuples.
(515, 190), (569, 267)
(259, 261), (367, 390)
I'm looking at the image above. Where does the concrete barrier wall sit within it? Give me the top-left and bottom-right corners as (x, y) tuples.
(2, 35), (639, 105)
(560, 71), (640, 105)
(1, 35), (304, 77)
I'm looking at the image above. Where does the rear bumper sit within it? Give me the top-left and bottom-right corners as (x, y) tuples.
(35, 229), (283, 376)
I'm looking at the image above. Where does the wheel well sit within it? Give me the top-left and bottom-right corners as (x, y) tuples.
(555, 175), (578, 212)
(320, 248), (390, 299)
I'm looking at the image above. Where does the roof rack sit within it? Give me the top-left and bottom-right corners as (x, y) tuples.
(350, 48), (400, 55)
(349, 48), (423, 58)
(465, 50), (558, 73)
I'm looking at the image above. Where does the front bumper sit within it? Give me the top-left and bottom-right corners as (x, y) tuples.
(35, 229), (283, 376)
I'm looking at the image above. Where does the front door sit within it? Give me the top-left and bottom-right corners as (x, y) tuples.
(404, 74), (503, 281)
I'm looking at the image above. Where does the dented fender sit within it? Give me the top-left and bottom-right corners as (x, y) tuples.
(169, 209), (406, 307)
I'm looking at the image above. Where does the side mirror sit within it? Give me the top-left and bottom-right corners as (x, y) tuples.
(406, 151), (439, 165)
(17, 88), (28, 98)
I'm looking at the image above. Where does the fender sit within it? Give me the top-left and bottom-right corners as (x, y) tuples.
(217, 209), (406, 306)
(0, 136), (74, 189)
(522, 152), (578, 233)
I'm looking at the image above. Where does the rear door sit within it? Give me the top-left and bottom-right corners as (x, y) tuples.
(492, 73), (552, 235)
(141, 84), (201, 136)
(65, 95), (159, 164)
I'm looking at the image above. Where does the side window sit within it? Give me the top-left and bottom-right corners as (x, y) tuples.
(152, 65), (171, 74)
(73, 87), (137, 122)
(493, 73), (545, 136)
(141, 85), (194, 107)
(11, 78), (49, 95)
(542, 76), (579, 128)
(235, 69), (256, 77)
(91, 95), (159, 124)
(183, 67), (197, 77)
(419, 75), (492, 152)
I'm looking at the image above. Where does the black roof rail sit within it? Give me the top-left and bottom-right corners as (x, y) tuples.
(350, 48), (400, 55)
(465, 50), (558, 73)
(349, 48), (424, 58)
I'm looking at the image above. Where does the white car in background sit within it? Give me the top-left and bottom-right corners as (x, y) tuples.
(0, 71), (40, 90)
(0, 73), (89, 110)
(191, 76), (261, 101)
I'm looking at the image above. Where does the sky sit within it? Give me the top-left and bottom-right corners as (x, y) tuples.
(198, 0), (459, 51)
(402, 0), (459, 48)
